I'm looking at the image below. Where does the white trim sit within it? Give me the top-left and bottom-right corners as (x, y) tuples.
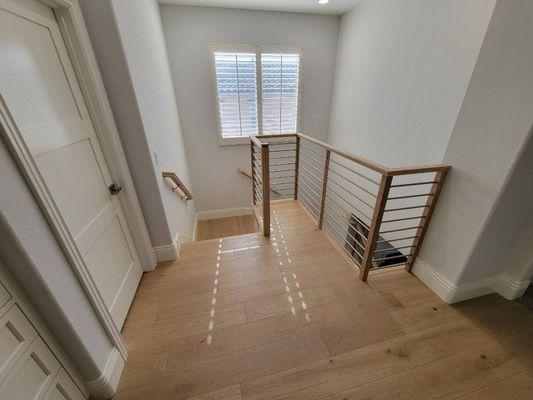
(193, 213), (199, 241)
(153, 244), (178, 263)
(494, 274), (530, 300)
(85, 347), (125, 400)
(175, 232), (192, 256)
(412, 258), (530, 303)
(196, 207), (252, 221)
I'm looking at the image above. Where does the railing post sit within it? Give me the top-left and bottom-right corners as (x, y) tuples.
(293, 135), (300, 200)
(405, 170), (448, 271)
(261, 143), (270, 237)
(251, 141), (256, 205)
(318, 150), (331, 229)
(359, 174), (393, 281)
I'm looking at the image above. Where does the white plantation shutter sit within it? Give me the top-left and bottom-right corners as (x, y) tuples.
(214, 51), (258, 138)
(261, 52), (300, 134)
(211, 45), (301, 141)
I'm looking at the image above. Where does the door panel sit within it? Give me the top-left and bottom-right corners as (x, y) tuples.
(0, 0), (143, 328)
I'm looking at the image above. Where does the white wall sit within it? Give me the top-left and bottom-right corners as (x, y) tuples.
(160, 5), (339, 211)
(80, 0), (196, 249)
(416, 0), (533, 297)
(111, 0), (196, 242)
(79, 0), (172, 249)
(328, 0), (496, 167)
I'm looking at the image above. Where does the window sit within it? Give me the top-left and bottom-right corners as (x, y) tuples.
(210, 44), (302, 144)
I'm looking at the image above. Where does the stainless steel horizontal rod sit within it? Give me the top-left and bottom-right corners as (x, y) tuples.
(269, 149), (296, 153)
(269, 162), (296, 167)
(323, 219), (362, 267)
(380, 225), (423, 234)
(369, 260), (407, 270)
(299, 174), (322, 193)
(373, 244), (414, 253)
(299, 164), (323, 184)
(324, 208), (365, 255)
(384, 204), (430, 212)
(299, 150), (325, 167)
(270, 168), (296, 174)
(300, 142), (326, 158)
(298, 179), (321, 200)
(381, 215), (427, 223)
(298, 187), (320, 207)
(324, 218), (364, 260)
(328, 157), (380, 186)
(270, 174), (295, 180)
(299, 157), (324, 175)
(388, 193), (433, 200)
(327, 176), (376, 209)
(376, 235), (418, 244)
(325, 191), (372, 228)
(298, 187), (318, 206)
(390, 181), (438, 188)
(327, 167), (378, 198)
(299, 193), (320, 219)
(373, 253), (409, 263)
(326, 182), (375, 212)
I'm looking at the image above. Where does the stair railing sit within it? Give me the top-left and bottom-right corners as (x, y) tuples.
(250, 133), (450, 281)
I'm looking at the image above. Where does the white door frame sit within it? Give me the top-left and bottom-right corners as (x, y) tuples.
(0, 0), (157, 359)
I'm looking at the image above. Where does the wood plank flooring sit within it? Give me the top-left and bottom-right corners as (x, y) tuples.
(196, 214), (260, 241)
(116, 201), (533, 400)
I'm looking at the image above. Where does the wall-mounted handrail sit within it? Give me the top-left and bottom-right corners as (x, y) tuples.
(237, 168), (281, 196)
(162, 171), (193, 200)
(250, 132), (450, 281)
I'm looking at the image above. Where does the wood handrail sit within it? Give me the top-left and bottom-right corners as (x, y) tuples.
(162, 171), (193, 200)
(250, 132), (451, 279)
(237, 168), (281, 196)
(251, 133), (451, 176)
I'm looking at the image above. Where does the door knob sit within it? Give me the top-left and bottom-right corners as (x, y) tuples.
(108, 183), (122, 196)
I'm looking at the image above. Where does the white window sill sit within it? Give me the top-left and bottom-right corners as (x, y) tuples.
(218, 137), (250, 146)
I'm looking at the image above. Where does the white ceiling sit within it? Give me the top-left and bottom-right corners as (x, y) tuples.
(158, 0), (364, 15)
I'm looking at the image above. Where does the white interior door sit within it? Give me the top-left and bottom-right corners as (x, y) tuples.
(0, 0), (143, 329)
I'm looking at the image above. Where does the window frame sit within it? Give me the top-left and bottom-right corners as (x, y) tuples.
(209, 43), (303, 146)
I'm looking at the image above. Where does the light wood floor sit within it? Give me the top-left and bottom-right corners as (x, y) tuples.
(195, 214), (260, 241)
(117, 201), (533, 400)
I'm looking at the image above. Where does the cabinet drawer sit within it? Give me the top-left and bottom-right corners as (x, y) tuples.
(0, 337), (60, 400)
(0, 284), (10, 312)
(0, 305), (38, 384)
(42, 369), (85, 400)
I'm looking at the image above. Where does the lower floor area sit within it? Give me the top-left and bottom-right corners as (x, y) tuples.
(195, 214), (259, 241)
(116, 201), (533, 400)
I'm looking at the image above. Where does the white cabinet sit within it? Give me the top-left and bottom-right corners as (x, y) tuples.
(43, 370), (85, 400)
(0, 337), (60, 400)
(0, 265), (87, 400)
(0, 305), (37, 383)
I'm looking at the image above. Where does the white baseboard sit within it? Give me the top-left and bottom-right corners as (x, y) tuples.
(193, 213), (199, 241)
(494, 274), (530, 300)
(175, 232), (192, 257)
(196, 207), (252, 221)
(412, 258), (530, 304)
(85, 347), (125, 399)
(153, 243), (178, 262)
